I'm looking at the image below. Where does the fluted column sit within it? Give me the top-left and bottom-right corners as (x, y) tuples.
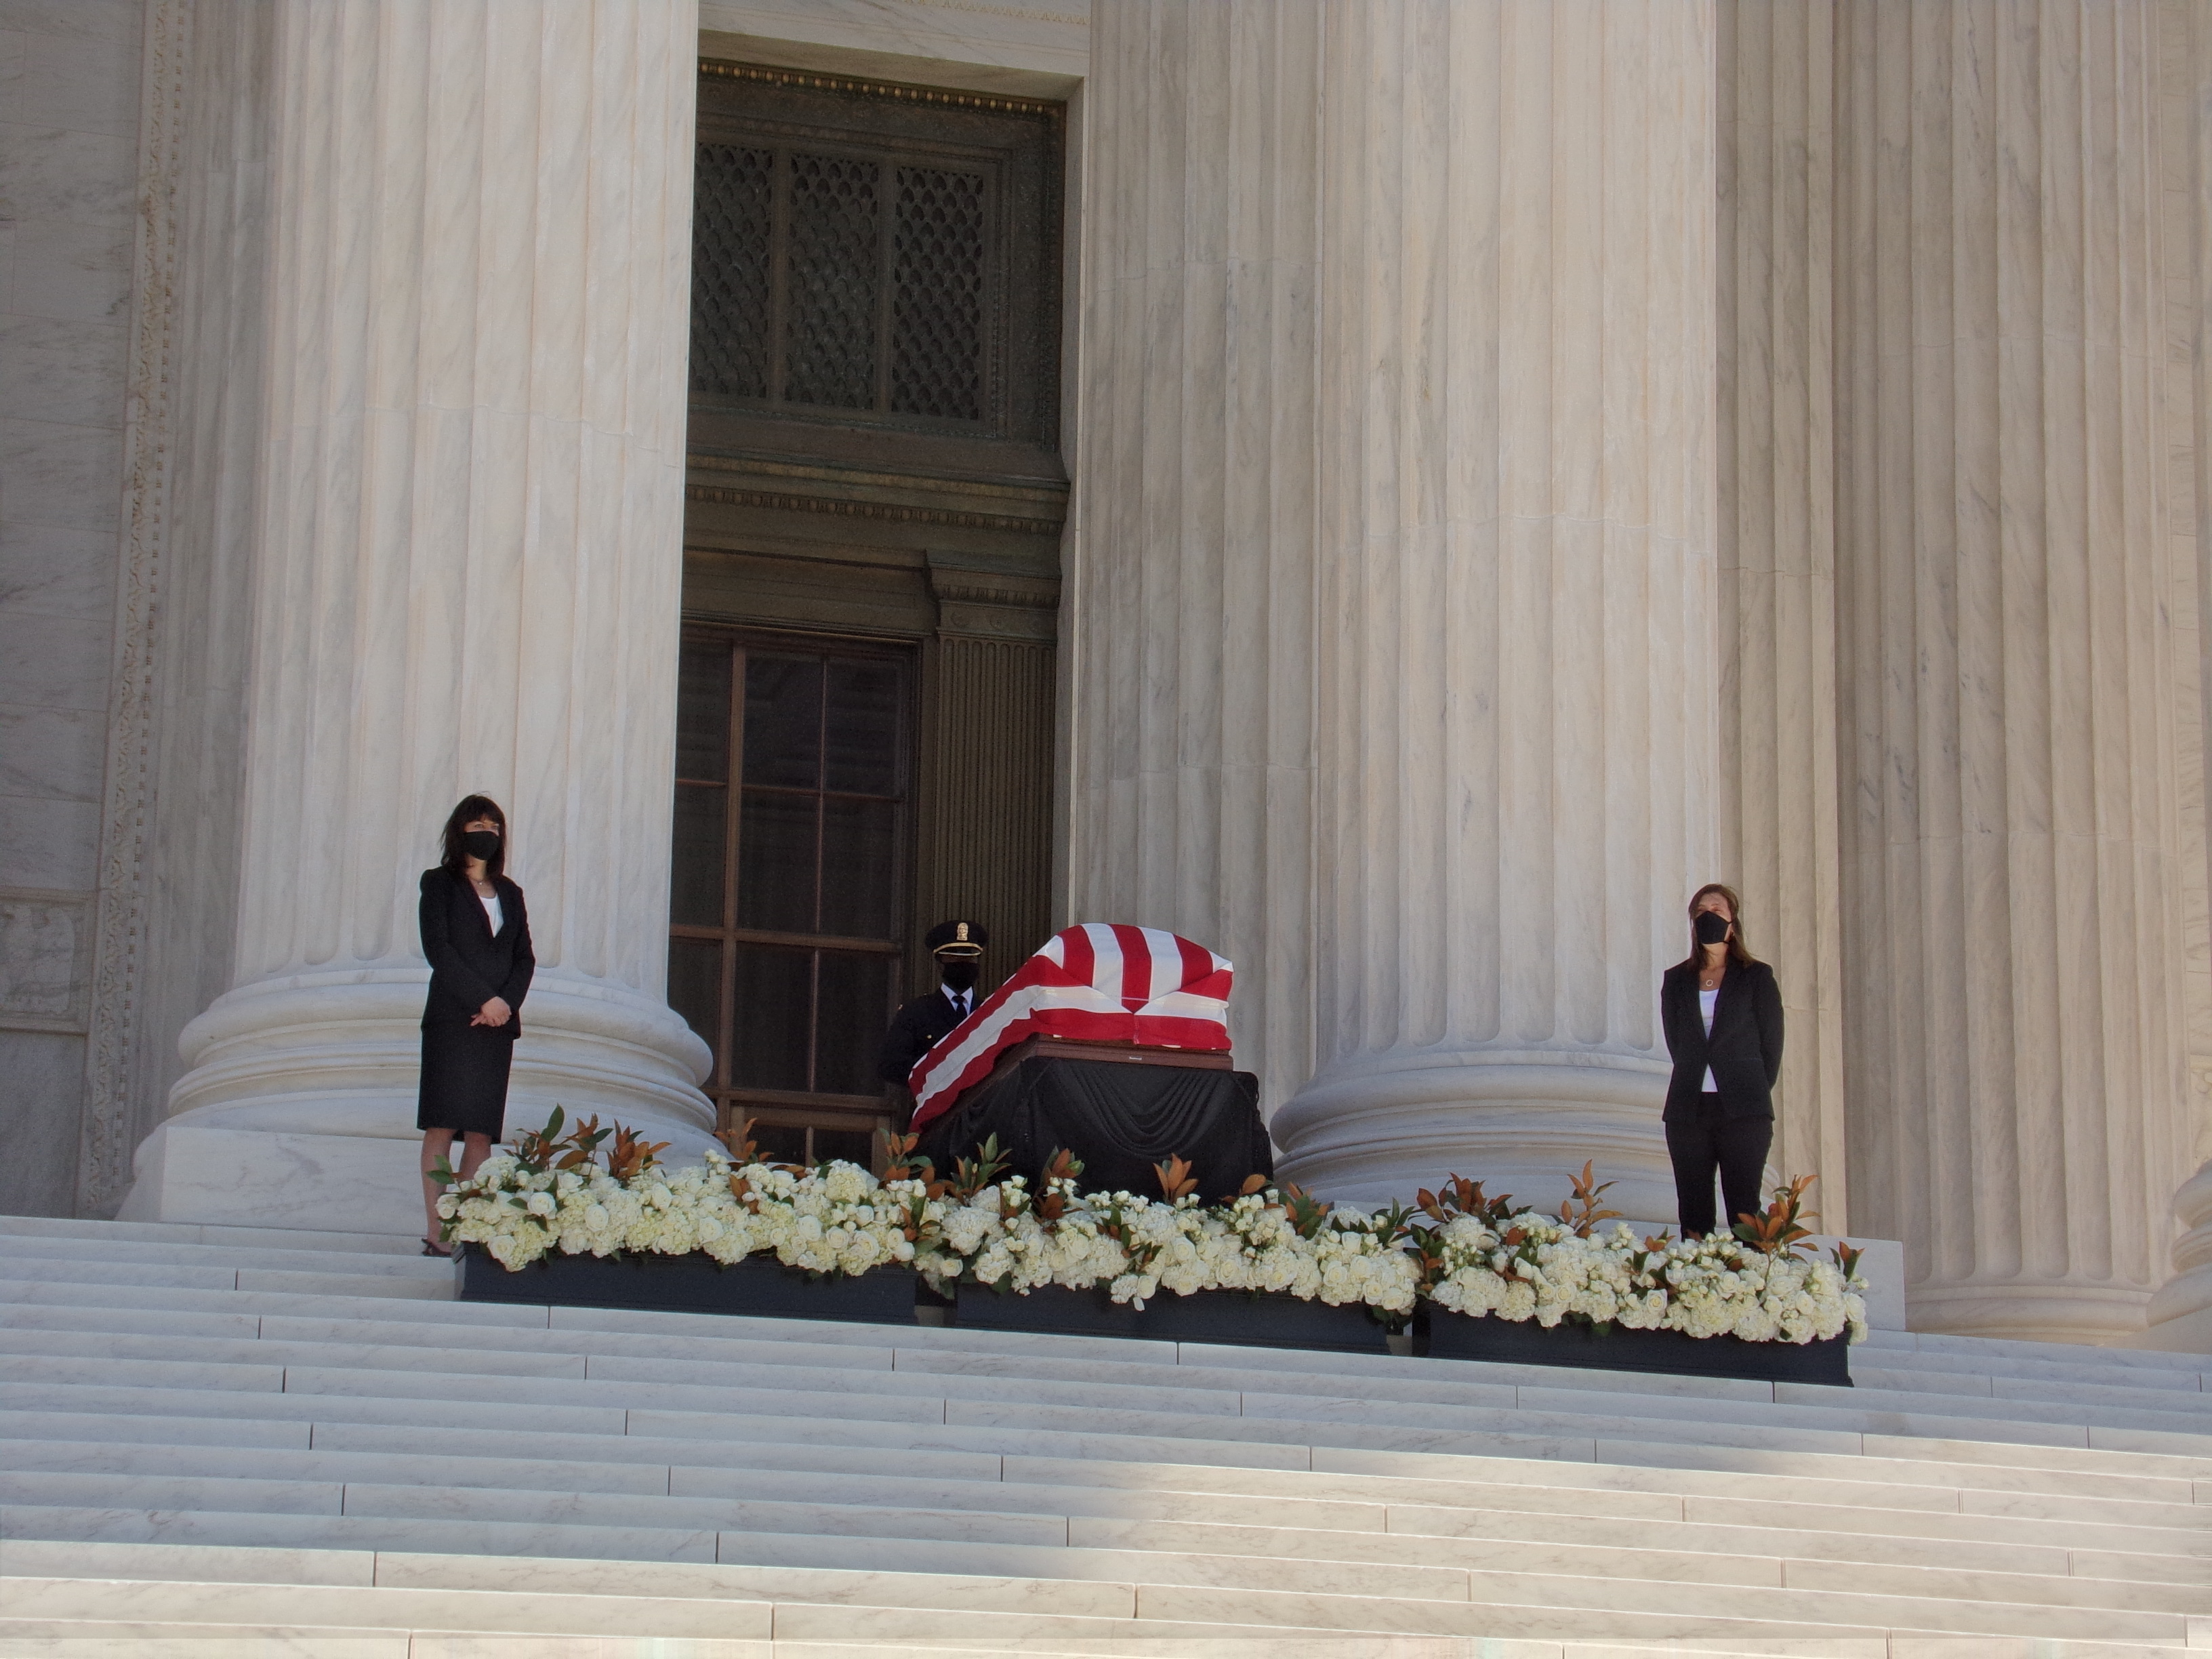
(1835, 1), (2190, 1340)
(1717, 1), (1849, 1227)
(2142, 0), (2212, 1351)
(122, 0), (712, 1233)
(1066, 1), (1321, 1112)
(1270, 1), (1719, 1220)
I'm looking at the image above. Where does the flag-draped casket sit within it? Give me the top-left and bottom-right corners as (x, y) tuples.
(906, 923), (1233, 1131)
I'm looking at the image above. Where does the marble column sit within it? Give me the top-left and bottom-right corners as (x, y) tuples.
(1065, 0), (1321, 1113)
(1269, 1), (1720, 1220)
(121, 0), (714, 1234)
(1716, 1), (1849, 1229)
(1835, 1), (2191, 1340)
(2143, 0), (2212, 1352)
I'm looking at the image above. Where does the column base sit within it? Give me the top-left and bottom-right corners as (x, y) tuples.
(1269, 1052), (1680, 1221)
(2135, 1162), (2212, 1353)
(1905, 1283), (2155, 1347)
(119, 1123), (432, 1235)
(121, 966), (717, 1232)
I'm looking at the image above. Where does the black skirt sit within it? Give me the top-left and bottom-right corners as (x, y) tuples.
(417, 1021), (515, 1138)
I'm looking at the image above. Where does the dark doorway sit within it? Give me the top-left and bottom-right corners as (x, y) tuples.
(677, 61), (1067, 1166)
(669, 631), (914, 1160)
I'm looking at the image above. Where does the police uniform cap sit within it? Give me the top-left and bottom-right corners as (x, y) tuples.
(925, 919), (987, 957)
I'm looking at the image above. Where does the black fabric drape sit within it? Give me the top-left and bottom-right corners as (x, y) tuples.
(914, 1057), (1273, 1202)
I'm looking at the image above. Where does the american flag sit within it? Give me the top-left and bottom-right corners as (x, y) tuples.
(907, 923), (1234, 1130)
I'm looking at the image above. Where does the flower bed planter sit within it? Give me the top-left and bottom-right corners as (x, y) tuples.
(1420, 1307), (1851, 1386)
(454, 1244), (918, 1327)
(953, 1284), (1391, 1354)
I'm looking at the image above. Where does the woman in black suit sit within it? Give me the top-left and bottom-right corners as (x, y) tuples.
(1659, 883), (1782, 1237)
(417, 794), (534, 1253)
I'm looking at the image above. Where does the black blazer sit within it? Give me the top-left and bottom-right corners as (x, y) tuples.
(1660, 957), (1783, 1122)
(878, 988), (972, 1084)
(419, 866), (534, 1036)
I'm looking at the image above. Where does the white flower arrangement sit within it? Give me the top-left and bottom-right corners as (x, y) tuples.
(434, 1115), (1867, 1345)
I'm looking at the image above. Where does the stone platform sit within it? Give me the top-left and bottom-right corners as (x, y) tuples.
(0, 1214), (2207, 1655)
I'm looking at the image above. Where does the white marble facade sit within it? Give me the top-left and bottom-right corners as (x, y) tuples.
(0, 0), (143, 1218)
(4, 0), (2212, 1347)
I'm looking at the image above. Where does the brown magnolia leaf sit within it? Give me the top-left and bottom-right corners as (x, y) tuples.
(1237, 1173), (1269, 1197)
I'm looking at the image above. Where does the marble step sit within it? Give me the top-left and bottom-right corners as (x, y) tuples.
(5, 1295), (2207, 1483)
(1, 1344), (2202, 1530)
(0, 1231), (451, 1279)
(3, 1460), (2205, 1628)
(12, 1252), (2196, 1431)
(16, 1330), (2192, 1470)
(0, 1214), (421, 1256)
(11, 1305), (2209, 1479)
(11, 1433), (2197, 1595)
(1, 1407), (2198, 1574)
(3, 1340), (2190, 1502)
(0, 1262), (448, 1303)
(8, 1541), (2201, 1659)
(0, 1501), (2195, 1647)
(1854, 1353), (2210, 1397)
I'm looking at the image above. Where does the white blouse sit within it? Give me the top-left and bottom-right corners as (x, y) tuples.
(480, 891), (504, 935)
(1698, 984), (1719, 1094)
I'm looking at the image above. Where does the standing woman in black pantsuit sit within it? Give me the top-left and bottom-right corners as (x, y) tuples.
(417, 795), (534, 1254)
(1659, 883), (1783, 1238)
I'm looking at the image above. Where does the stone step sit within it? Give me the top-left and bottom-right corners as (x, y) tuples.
(3, 1212), (2207, 1654)
(2, 1340), (2179, 1502)
(12, 1431), (2197, 1591)
(2, 1336), (2202, 1528)
(0, 1498), (2196, 1647)
(0, 1214), (420, 1256)
(1856, 1352), (2210, 1396)
(8, 1540), (2201, 1659)
(3, 1403), (2198, 1570)
(15, 1251), (2196, 1428)
(2, 1449), (2204, 1622)
(7, 1289), (2209, 1479)
(0, 1232), (451, 1279)
(0, 1262), (449, 1303)
(8, 1293), (2207, 1503)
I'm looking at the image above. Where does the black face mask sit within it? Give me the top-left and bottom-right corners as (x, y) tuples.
(1694, 910), (1732, 946)
(939, 960), (979, 993)
(462, 830), (502, 862)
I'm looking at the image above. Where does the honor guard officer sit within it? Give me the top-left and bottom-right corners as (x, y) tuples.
(880, 920), (990, 1120)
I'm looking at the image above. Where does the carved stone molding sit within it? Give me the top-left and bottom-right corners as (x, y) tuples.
(700, 56), (1064, 118)
(78, 0), (192, 1215)
(0, 890), (94, 1035)
(928, 555), (1059, 642)
(684, 484), (1058, 537)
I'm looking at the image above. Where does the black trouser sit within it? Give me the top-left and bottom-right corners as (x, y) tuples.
(1665, 1095), (1773, 1237)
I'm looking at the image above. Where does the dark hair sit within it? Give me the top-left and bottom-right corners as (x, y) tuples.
(1687, 882), (1757, 968)
(441, 795), (507, 881)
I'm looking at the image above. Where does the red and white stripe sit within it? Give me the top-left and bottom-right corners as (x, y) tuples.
(907, 923), (1233, 1130)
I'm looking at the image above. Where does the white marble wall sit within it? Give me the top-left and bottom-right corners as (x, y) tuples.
(122, 0), (718, 1235)
(1835, 0), (2192, 1342)
(0, 0), (142, 1216)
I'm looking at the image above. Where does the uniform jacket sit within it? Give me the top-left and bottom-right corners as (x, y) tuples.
(419, 865), (534, 1036)
(1660, 956), (1783, 1122)
(878, 987), (973, 1084)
